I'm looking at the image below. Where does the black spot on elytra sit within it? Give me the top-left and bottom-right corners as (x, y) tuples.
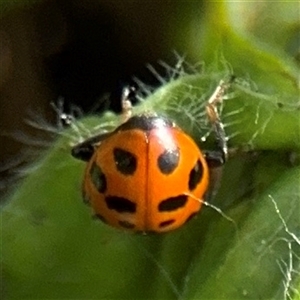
(158, 195), (188, 212)
(188, 160), (203, 191)
(113, 148), (137, 175)
(157, 148), (180, 174)
(119, 220), (135, 229)
(159, 219), (175, 228)
(105, 196), (136, 213)
(90, 162), (107, 193)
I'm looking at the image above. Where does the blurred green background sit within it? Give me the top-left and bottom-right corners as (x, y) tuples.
(1, 1), (300, 299)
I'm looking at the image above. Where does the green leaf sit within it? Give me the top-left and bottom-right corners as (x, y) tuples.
(186, 166), (300, 300)
(2, 1), (300, 300)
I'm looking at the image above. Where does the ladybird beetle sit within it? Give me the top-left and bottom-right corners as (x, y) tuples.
(72, 79), (231, 233)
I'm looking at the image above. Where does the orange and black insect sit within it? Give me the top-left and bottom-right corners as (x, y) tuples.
(72, 80), (230, 233)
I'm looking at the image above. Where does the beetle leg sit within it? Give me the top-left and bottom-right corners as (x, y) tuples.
(71, 132), (112, 161)
(205, 77), (234, 168)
